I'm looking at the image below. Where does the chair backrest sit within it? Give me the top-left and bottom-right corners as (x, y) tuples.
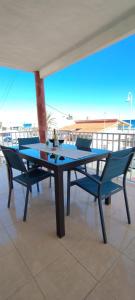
(75, 137), (92, 150)
(101, 148), (134, 183)
(18, 137), (40, 150)
(1, 145), (16, 163)
(1, 146), (27, 173)
(111, 148), (135, 158)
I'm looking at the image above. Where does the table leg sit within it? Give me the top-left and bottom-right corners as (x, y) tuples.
(105, 196), (111, 205)
(54, 168), (65, 238)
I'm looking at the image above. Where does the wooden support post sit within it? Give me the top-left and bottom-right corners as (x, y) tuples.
(34, 71), (47, 142)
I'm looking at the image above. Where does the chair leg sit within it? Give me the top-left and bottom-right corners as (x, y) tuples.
(94, 161), (100, 203)
(7, 183), (12, 208)
(37, 182), (40, 193)
(67, 171), (71, 216)
(49, 176), (52, 188)
(97, 197), (107, 243)
(7, 165), (13, 189)
(84, 165), (87, 172)
(27, 161), (30, 170)
(96, 160), (100, 175)
(10, 169), (14, 189)
(74, 170), (77, 180)
(23, 187), (30, 222)
(123, 184), (131, 224)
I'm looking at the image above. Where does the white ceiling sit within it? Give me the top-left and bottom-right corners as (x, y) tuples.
(0, 0), (135, 78)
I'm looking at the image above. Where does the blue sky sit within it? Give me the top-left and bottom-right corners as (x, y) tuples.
(0, 33), (135, 126)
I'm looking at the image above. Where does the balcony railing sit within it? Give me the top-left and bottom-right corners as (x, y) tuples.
(0, 129), (135, 182)
(55, 131), (135, 182)
(57, 130), (135, 150)
(0, 129), (39, 146)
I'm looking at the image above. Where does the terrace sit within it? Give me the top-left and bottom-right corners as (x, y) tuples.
(0, 129), (135, 299)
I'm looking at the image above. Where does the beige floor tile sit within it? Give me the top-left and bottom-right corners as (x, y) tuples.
(0, 193), (23, 225)
(69, 180), (133, 224)
(69, 186), (116, 220)
(85, 254), (135, 300)
(1, 164), (135, 299)
(0, 192), (9, 212)
(0, 249), (31, 300)
(68, 187), (127, 242)
(105, 217), (135, 251)
(59, 215), (120, 280)
(8, 280), (45, 300)
(63, 214), (100, 244)
(101, 181), (135, 226)
(36, 252), (96, 300)
(0, 183), (55, 228)
(110, 196), (135, 230)
(6, 221), (69, 276)
(123, 237), (135, 261)
(0, 224), (15, 257)
(66, 187), (135, 251)
(61, 232), (119, 280)
(65, 190), (114, 242)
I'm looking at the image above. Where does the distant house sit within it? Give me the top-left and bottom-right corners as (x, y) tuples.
(124, 120), (135, 129)
(10, 126), (20, 130)
(23, 123), (32, 129)
(61, 119), (129, 133)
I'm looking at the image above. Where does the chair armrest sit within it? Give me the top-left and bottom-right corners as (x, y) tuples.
(73, 168), (101, 184)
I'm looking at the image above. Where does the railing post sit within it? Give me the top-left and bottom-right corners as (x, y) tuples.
(118, 134), (121, 150)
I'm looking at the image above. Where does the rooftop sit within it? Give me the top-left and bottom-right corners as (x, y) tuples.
(61, 119), (129, 132)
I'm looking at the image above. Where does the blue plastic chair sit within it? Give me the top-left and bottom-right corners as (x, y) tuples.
(76, 137), (92, 150)
(18, 137), (53, 188)
(18, 137), (40, 150)
(67, 148), (135, 243)
(74, 137), (92, 178)
(1, 147), (52, 221)
(18, 137), (40, 171)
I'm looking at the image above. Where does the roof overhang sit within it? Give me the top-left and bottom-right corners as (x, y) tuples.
(0, 0), (135, 78)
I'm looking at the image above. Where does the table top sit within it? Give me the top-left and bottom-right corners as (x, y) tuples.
(22, 142), (103, 159)
(19, 143), (110, 170)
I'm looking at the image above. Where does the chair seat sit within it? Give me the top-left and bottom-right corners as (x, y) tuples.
(72, 175), (122, 199)
(13, 169), (52, 187)
(74, 165), (86, 171)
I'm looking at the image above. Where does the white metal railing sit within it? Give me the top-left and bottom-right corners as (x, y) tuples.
(57, 131), (135, 182)
(56, 130), (135, 150)
(0, 129), (39, 146)
(0, 129), (135, 182)
(1, 129), (135, 151)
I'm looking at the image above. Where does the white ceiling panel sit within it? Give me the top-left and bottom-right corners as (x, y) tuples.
(0, 0), (135, 77)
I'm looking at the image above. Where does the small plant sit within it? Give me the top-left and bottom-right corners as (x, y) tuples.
(47, 112), (56, 129)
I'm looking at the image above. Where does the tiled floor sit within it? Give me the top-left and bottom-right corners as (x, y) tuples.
(0, 163), (135, 299)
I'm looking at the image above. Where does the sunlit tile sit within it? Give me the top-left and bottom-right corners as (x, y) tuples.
(0, 250), (31, 300)
(9, 280), (45, 300)
(36, 252), (96, 300)
(85, 255), (135, 300)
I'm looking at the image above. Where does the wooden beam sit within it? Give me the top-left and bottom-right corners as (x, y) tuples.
(34, 71), (47, 142)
